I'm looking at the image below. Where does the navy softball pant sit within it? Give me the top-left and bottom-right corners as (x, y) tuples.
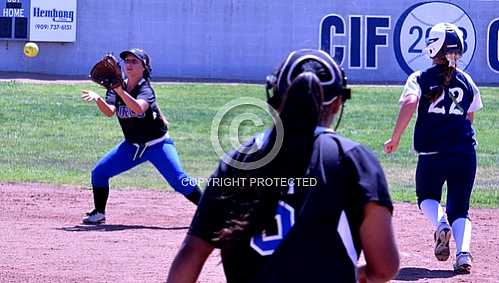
(416, 151), (477, 224)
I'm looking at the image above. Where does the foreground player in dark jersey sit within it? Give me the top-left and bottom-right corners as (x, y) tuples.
(167, 49), (399, 283)
(80, 48), (201, 224)
(384, 23), (483, 274)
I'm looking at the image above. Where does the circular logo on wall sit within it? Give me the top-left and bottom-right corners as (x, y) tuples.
(394, 1), (476, 75)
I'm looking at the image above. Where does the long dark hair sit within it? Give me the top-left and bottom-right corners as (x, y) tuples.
(214, 71), (324, 243)
(424, 58), (455, 103)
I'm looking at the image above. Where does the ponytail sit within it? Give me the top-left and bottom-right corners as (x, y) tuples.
(272, 72), (323, 177)
(422, 59), (456, 103)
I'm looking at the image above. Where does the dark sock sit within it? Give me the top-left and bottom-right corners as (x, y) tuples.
(93, 188), (109, 214)
(185, 187), (202, 205)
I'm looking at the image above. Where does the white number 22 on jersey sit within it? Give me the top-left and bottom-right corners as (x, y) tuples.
(428, 87), (464, 115)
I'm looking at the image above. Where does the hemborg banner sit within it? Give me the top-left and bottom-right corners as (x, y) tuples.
(29, 0), (76, 42)
(0, 0), (76, 42)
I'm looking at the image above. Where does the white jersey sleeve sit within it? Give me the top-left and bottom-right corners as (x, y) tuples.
(399, 71), (422, 103)
(460, 71), (483, 113)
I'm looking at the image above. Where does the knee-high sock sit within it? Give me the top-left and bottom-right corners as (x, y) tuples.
(93, 188), (109, 214)
(420, 199), (447, 229)
(452, 218), (472, 255)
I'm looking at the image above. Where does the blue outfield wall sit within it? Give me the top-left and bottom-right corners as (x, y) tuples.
(0, 0), (498, 85)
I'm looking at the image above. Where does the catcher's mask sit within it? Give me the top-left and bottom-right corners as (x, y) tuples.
(265, 49), (351, 129)
(425, 23), (464, 59)
(120, 48), (152, 79)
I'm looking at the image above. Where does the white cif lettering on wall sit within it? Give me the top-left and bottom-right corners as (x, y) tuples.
(33, 7), (74, 22)
(319, 14), (391, 70)
(319, 5), (499, 76)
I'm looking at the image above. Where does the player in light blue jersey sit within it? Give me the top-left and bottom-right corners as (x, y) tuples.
(384, 23), (483, 274)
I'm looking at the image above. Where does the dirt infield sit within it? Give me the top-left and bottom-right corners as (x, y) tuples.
(1, 183), (498, 282)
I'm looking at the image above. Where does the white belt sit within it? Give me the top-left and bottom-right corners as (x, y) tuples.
(131, 133), (169, 160)
(418, 151), (439, 156)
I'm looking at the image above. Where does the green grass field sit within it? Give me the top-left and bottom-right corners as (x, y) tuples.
(0, 81), (497, 207)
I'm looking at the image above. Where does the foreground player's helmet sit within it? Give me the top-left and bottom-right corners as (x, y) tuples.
(425, 23), (464, 59)
(265, 49), (351, 109)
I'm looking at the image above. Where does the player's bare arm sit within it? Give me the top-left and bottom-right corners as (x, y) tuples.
(467, 112), (474, 123)
(384, 93), (418, 154)
(167, 235), (215, 283)
(112, 85), (150, 114)
(81, 90), (115, 117)
(357, 202), (399, 282)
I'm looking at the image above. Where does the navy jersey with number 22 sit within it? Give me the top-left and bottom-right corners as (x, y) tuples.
(401, 68), (483, 154)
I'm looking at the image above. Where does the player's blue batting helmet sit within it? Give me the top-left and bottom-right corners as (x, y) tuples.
(265, 49), (350, 109)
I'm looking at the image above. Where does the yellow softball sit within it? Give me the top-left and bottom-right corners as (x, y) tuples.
(24, 42), (39, 58)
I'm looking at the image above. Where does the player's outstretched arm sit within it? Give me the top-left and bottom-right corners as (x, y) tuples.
(166, 235), (215, 283)
(81, 90), (115, 117)
(358, 202), (399, 283)
(384, 94), (418, 154)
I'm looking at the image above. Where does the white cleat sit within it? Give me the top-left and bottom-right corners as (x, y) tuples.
(454, 252), (473, 274)
(82, 209), (106, 224)
(454, 252), (472, 274)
